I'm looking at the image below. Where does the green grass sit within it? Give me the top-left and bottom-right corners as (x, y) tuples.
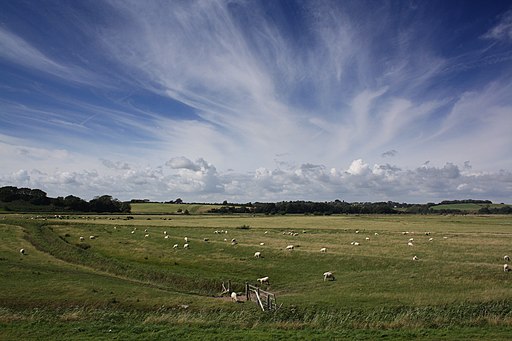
(1, 214), (512, 339)
(129, 203), (221, 214)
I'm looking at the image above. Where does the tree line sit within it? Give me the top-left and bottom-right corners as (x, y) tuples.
(0, 186), (130, 213)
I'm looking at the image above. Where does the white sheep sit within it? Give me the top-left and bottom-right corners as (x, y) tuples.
(374, 232), (379, 236)
(183, 243), (189, 249)
(254, 251), (261, 258)
(286, 245), (294, 250)
(257, 276), (269, 285)
(320, 247), (327, 253)
(412, 256), (419, 261)
(323, 271), (335, 281)
(89, 235), (96, 240)
(407, 242), (414, 246)
(79, 236), (85, 241)
(144, 234), (150, 238)
(428, 237), (434, 241)
(231, 291), (238, 302)
(184, 237), (189, 242)
(203, 238), (209, 242)
(504, 255), (510, 262)
(350, 241), (360, 246)
(504, 264), (511, 272)
(131, 230), (135, 234)
(163, 231), (167, 235)
(365, 237), (370, 241)
(164, 235), (169, 239)
(19, 248), (25, 255)
(260, 242), (265, 246)
(173, 244), (179, 249)
(144, 229), (148, 233)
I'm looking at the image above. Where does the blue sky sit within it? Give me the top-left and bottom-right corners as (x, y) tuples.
(1, 0), (511, 203)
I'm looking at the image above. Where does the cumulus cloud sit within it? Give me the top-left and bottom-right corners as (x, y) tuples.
(3, 157), (510, 204)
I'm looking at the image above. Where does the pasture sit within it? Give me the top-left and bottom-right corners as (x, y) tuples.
(1, 213), (512, 339)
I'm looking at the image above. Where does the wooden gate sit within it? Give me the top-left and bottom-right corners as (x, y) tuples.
(245, 283), (278, 311)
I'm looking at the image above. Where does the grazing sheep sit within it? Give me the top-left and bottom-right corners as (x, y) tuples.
(350, 241), (360, 246)
(428, 237), (434, 241)
(407, 242), (414, 246)
(19, 248), (25, 255)
(144, 229), (148, 233)
(260, 242), (265, 246)
(144, 234), (150, 238)
(365, 237), (370, 241)
(89, 235), (96, 240)
(320, 247), (327, 253)
(131, 230), (135, 234)
(231, 238), (237, 243)
(231, 291), (238, 302)
(257, 276), (269, 285)
(184, 237), (189, 242)
(323, 271), (335, 281)
(374, 232), (379, 236)
(79, 236), (85, 241)
(163, 231), (167, 235)
(264, 231), (268, 234)
(504, 264), (511, 272)
(409, 238), (414, 242)
(173, 244), (179, 249)
(254, 251), (261, 258)
(113, 226), (117, 230)
(286, 245), (294, 250)
(412, 256), (419, 261)
(203, 238), (209, 242)
(164, 235), (169, 239)
(183, 243), (189, 249)
(504, 255), (510, 262)
(355, 230), (359, 234)
(231, 240), (238, 246)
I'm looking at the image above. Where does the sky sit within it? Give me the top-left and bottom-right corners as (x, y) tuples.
(1, 0), (511, 204)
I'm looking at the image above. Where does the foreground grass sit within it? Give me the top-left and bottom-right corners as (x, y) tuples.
(1, 214), (512, 339)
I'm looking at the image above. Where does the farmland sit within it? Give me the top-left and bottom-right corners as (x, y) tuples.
(1, 213), (512, 340)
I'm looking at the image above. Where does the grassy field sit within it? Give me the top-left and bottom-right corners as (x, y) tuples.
(129, 203), (221, 215)
(1, 213), (512, 339)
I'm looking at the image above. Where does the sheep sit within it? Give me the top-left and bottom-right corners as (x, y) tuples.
(286, 245), (294, 250)
(350, 241), (360, 246)
(254, 251), (261, 258)
(365, 237), (370, 241)
(407, 242), (414, 246)
(257, 276), (269, 285)
(412, 256), (419, 261)
(374, 232), (379, 236)
(355, 230), (359, 234)
(131, 230), (135, 234)
(504, 264), (511, 272)
(89, 235), (96, 240)
(409, 238), (414, 242)
(323, 271), (335, 281)
(264, 231), (268, 234)
(173, 244), (179, 249)
(164, 235), (169, 239)
(184, 237), (189, 242)
(144, 234), (150, 238)
(259, 242), (265, 246)
(504, 255), (510, 262)
(183, 243), (189, 249)
(163, 231), (167, 235)
(79, 236), (85, 241)
(231, 291), (238, 302)
(203, 238), (209, 242)
(19, 248), (26, 255)
(144, 229), (148, 233)
(428, 237), (434, 241)
(320, 247), (327, 253)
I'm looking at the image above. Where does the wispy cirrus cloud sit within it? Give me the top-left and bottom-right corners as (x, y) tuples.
(0, 1), (511, 203)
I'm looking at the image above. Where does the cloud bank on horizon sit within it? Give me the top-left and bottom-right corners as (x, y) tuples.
(1, 0), (511, 203)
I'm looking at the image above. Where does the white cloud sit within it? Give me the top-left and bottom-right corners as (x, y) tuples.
(482, 10), (512, 42)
